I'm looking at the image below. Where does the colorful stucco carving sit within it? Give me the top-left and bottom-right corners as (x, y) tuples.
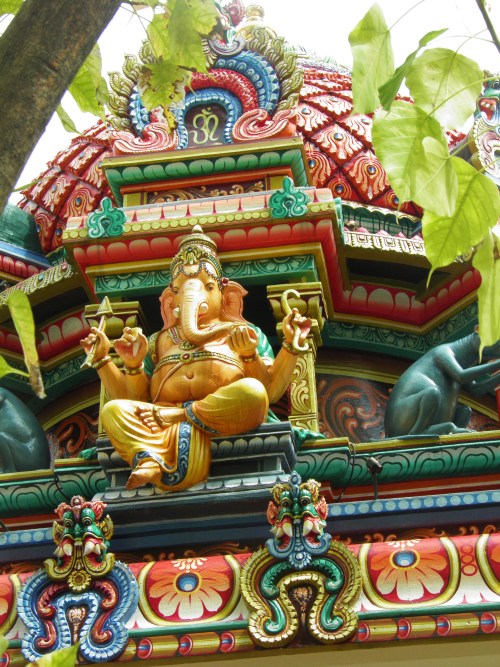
(0, 1), (499, 664)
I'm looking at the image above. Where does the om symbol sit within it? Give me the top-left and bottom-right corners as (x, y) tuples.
(188, 107), (220, 145)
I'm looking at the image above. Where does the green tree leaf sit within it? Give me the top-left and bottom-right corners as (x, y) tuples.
(138, 60), (190, 125)
(349, 3), (394, 114)
(406, 48), (483, 129)
(423, 157), (500, 275)
(166, 0), (218, 73)
(0, 354), (29, 380)
(0, 0), (23, 16)
(146, 11), (170, 60)
(140, 0), (218, 125)
(472, 228), (500, 352)
(27, 642), (80, 666)
(56, 104), (78, 133)
(6, 290), (45, 398)
(372, 100), (457, 215)
(134, 0), (165, 7)
(0, 634), (8, 655)
(379, 28), (447, 110)
(68, 44), (108, 120)
(182, 0), (219, 34)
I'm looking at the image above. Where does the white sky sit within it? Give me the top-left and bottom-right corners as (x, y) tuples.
(10, 0), (500, 202)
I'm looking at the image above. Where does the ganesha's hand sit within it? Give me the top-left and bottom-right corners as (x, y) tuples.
(114, 327), (148, 369)
(283, 308), (312, 351)
(135, 405), (185, 432)
(227, 325), (259, 358)
(80, 327), (111, 362)
(135, 406), (162, 433)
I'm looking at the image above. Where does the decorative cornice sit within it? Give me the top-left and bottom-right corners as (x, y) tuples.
(0, 263), (74, 310)
(4, 532), (500, 660)
(344, 230), (426, 257)
(324, 302), (478, 359)
(97, 138), (311, 205)
(297, 429), (500, 487)
(93, 255), (319, 297)
(64, 192), (334, 242)
(0, 463), (107, 518)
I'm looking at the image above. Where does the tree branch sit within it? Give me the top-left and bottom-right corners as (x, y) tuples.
(0, 0), (121, 214)
(475, 0), (500, 56)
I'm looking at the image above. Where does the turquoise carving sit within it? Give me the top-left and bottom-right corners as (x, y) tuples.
(104, 147), (308, 205)
(86, 197), (126, 239)
(241, 472), (361, 647)
(269, 176), (309, 218)
(94, 256), (319, 296)
(18, 496), (138, 663)
(324, 302), (478, 360)
(267, 471), (330, 569)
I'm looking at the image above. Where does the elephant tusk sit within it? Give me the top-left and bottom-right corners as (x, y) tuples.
(280, 289), (309, 353)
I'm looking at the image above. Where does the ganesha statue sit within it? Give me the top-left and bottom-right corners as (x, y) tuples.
(81, 225), (311, 492)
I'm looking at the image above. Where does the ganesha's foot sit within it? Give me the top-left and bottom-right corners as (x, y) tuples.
(126, 461), (162, 489)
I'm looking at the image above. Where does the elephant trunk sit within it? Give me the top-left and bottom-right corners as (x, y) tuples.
(180, 286), (233, 344)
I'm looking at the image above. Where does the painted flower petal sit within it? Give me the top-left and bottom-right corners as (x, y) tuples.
(197, 587), (223, 612)
(178, 594), (204, 620)
(396, 570), (424, 600)
(416, 567), (445, 594)
(376, 567), (399, 594)
(157, 589), (181, 617)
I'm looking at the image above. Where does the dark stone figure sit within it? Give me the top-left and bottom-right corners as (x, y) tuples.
(0, 387), (50, 473)
(384, 332), (500, 437)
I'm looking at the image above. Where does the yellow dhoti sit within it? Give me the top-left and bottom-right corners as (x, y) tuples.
(101, 378), (269, 492)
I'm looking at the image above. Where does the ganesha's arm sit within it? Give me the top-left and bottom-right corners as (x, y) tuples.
(266, 347), (300, 404)
(95, 361), (128, 399)
(123, 370), (151, 401)
(243, 347), (298, 404)
(96, 361), (151, 401)
(241, 319), (304, 404)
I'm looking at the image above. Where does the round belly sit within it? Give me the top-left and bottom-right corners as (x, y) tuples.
(152, 359), (244, 403)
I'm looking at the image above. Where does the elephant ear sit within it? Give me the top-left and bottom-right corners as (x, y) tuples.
(160, 286), (176, 329)
(221, 280), (248, 322)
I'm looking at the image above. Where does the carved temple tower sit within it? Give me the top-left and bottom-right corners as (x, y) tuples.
(0, 3), (500, 665)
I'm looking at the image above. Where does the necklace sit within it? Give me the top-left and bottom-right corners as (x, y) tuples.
(168, 326), (196, 349)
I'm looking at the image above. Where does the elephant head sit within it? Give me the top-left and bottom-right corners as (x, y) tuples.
(159, 225), (247, 343)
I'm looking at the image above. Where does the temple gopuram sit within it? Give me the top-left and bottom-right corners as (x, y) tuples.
(1, 2), (500, 665)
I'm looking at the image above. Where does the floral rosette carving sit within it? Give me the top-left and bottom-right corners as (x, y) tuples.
(476, 533), (500, 595)
(359, 538), (460, 608)
(0, 575), (20, 635)
(241, 472), (361, 647)
(138, 555), (243, 625)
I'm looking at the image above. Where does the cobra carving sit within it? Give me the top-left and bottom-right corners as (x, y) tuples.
(241, 472), (361, 647)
